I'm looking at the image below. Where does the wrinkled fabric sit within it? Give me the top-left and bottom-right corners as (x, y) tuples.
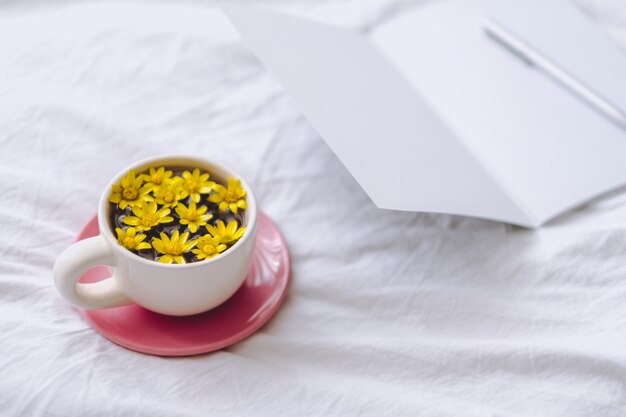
(1, 1), (626, 416)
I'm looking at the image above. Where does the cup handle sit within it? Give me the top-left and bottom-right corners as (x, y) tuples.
(53, 235), (132, 310)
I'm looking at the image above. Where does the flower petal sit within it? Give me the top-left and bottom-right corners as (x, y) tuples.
(206, 225), (217, 236)
(236, 228), (246, 239)
(156, 207), (172, 217)
(146, 201), (157, 214)
(158, 255), (173, 264)
(152, 239), (165, 253)
(183, 239), (197, 252)
(123, 216), (140, 226)
(208, 194), (222, 203)
(131, 205), (143, 217)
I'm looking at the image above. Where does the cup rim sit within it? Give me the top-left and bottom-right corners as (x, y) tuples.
(97, 154), (258, 269)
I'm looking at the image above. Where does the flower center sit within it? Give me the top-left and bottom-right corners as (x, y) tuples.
(202, 245), (216, 255)
(152, 174), (163, 184)
(123, 237), (136, 248)
(225, 190), (238, 203)
(163, 191), (174, 203)
(123, 187), (138, 200)
(141, 214), (158, 227)
(187, 180), (198, 193)
(165, 242), (181, 255)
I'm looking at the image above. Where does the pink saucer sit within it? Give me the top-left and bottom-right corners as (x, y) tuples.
(76, 211), (290, 356)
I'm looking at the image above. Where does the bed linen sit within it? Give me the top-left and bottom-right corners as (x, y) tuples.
(1, 1), (626, 416)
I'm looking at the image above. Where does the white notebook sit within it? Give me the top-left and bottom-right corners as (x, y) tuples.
(223, 0), (626, 227)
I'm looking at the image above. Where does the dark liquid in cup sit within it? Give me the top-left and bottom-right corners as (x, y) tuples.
(108, 165), (246, 264)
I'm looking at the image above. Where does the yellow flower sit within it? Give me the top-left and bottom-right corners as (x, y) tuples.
(192, 234), (227, 260)
(205, 220), (246, 244)
(140, 166), (173, 192)
(153, 178), (184, 208)
(175, 202), (213, 233)
(122, 200), (174, 231)
(109, 170), (153, 209)
(181, 168), (215, 203)
(152, 230), (197, 264)
(208, 177), (247, 213)
(115, 227), (152, 251)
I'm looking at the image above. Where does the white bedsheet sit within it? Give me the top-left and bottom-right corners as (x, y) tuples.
(2, 1), (626, 416)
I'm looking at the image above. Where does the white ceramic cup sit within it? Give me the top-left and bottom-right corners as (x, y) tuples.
(53, 155), (257, 316)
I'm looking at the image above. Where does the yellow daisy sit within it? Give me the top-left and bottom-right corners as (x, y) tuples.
(181, 168), (215, 203)
(122, 200), (174, 231)
(192, 234), (227, 260)
(208, 177), (247, 213)
(205, 220), (246, 244)
(151, 230), (197, 264)
(175, 202), (213, 233)
(139, 166), (173, 192)
(115, 227), (151, 251)
(153, 178), (184, 208)
(109, 169), (153, 209)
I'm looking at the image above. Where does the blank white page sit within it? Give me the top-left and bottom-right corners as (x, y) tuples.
(223, 5), (532, 225)
(373, 0), (626, 225)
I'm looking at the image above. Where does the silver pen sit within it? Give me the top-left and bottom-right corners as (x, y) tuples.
(482, 18), (626, 130)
